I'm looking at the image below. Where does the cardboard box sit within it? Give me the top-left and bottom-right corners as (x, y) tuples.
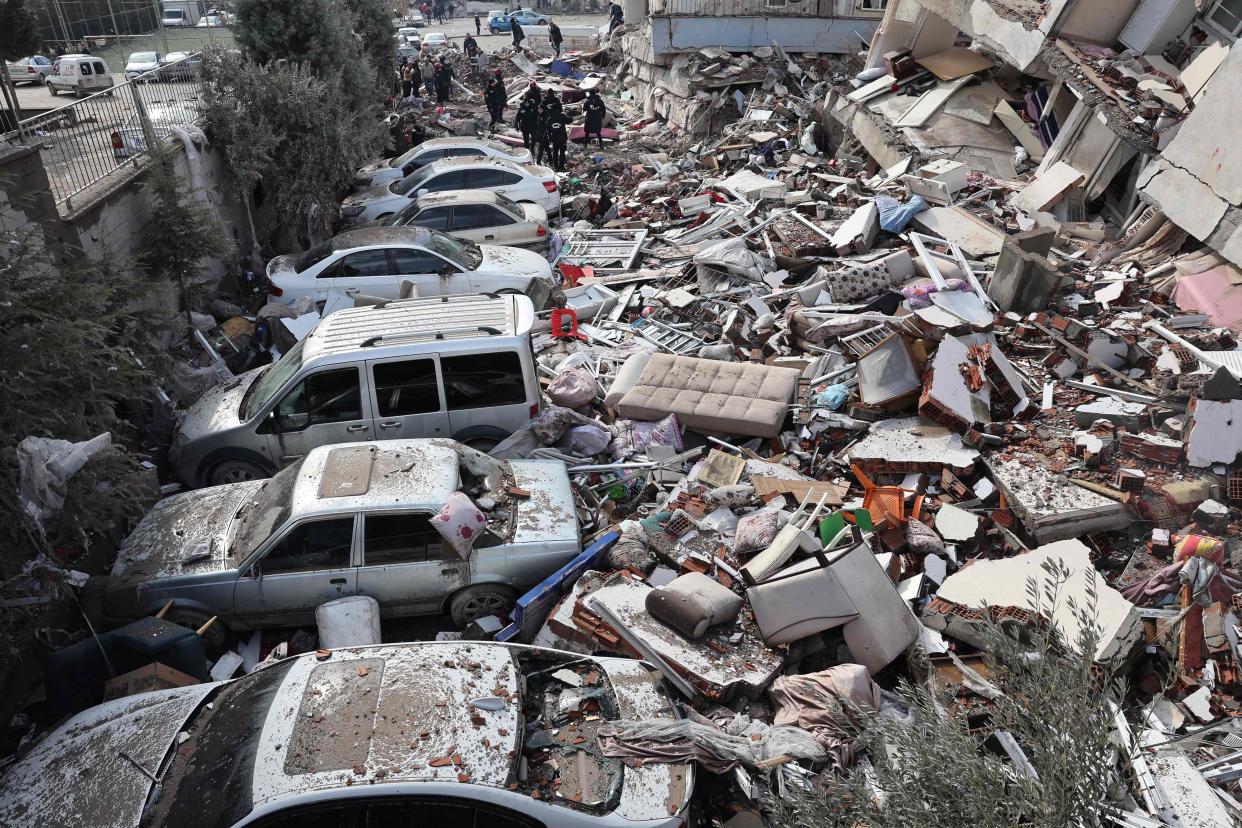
(103, 662), (200, 701)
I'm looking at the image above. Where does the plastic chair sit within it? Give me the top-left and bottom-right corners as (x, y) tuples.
(550, 306), (585, 340)
(851, 464), (922, 529)
(818, 509), (874, 548)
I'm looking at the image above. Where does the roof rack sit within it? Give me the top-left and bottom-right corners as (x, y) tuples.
(371, 292), (500, 311)
(360, 326), (502, 348)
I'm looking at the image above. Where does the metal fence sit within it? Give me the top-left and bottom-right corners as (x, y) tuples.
(6, 52), (204, 211)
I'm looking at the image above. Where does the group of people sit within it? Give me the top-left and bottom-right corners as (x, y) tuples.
(417, 1), (451, 24)
(398, 55), (455, 104)
(486, 81), (606, 172)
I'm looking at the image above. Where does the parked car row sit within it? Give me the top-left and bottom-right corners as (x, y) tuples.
(123, 50), (202, 82)
(487, 7), (549, 33)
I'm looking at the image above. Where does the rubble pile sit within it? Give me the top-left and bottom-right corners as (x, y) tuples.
(9, 9), (1242, 828)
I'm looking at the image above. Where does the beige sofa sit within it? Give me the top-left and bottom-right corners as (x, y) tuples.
(613, 352), (799, 438)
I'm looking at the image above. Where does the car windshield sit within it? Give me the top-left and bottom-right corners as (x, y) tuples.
(392, 165), (435, 196)
(425, 229), (483, 269)
(388, 145), (420, 170)
(131, 52), (158, 62)
(240, 337), (306, 421)
(140, 658), (296, 828)
(228, 459), (303, 560)
(295, 241), (334, 273)
(166, 52), (188, 61)
(383, 199), (421, 226)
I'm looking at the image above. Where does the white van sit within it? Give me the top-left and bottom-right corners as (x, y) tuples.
(45, 55), (114, 97)
(169, 294), (542, 487)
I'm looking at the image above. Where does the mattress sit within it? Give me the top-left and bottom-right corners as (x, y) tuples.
(615, 353), (799, 438)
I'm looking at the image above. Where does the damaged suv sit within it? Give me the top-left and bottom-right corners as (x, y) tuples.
(0, 642), (693, 827)
(102, 440), (582, 648)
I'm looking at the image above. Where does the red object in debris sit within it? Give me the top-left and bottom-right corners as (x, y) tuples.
(550, 306), (586, 341)
(110, 131), (124, 150)
(558, 262), (594, 288)
(268, 284), (284, 297)
(542, 180), (558, 193)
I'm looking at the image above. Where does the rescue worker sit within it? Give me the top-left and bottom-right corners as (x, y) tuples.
(434, 61), (453, 104)
(463, 33), (478, 59)
(584, 88), (606, 147)
(536, 88), (562, 166)
(546, 112), (568, 171)
(485, 68), (507, 129)
(522, 80), (541, 105)
(517, 94), (540, 149)
(400, 59), (414, 98)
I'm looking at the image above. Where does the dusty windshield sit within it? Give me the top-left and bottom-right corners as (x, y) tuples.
(240, 339), (306, 421)
(392, 166), (433, 196)
(426, 229), (483, 269)
(229, 460), (302, 559)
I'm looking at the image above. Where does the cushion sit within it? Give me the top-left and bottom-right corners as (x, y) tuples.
(616, 353), (799, 438)
(646, 572), (743, 639)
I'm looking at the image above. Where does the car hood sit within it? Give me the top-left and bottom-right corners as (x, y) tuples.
(0, 683), (216, 828)
(478, 244), (553, 279)
(175, 366), (262, 442)
(111, 481), (264, 586)
(343, 183), (398, 207)
(126, 60), (158, 70)
(509, 460), (579, 545)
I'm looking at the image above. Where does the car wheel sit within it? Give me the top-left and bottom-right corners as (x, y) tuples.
(449, 584), (516, 628)
(375, 212), (393, 224)
(46, 81), (57, 96)
(462, 436), (500, 452)
(209, 458), (269, 487)
(166, 608), (229, 657)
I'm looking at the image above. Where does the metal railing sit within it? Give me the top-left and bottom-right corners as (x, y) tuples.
(5, 52), (204, 211)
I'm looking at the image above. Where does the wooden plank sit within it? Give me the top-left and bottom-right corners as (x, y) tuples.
(750, 475), (845, 506)
(915, 47), (994, 81)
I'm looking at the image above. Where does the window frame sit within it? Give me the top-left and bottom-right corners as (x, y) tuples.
(361, 511), (454, 567)
(440, 350), (528, 411)
(257, 514), (358, 576)
(274, 367), (365, 432)
(371, 357), (443, 417)
(389, 246), (458, 276)
(451, 203), (512, 231)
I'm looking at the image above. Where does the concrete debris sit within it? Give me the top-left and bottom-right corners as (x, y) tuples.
(13, 1), (1242, 824)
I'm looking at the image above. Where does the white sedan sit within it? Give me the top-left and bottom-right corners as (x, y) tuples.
(123, 50), (162, 81)
(421, 31), (449, 51)
(341, 157), (560, 227)
(353, 137), (533, 190)
(384, 190), (550, 249)
(265, 226), (556, 308)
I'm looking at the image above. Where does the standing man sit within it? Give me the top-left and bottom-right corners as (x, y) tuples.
(511, 17), (525, 53)
(517, 93), (539, 149)
(583, 88), (606, 148)
(548, 20), (563, 59)
(475, 13), (482, 35)
(485, 68), (507, 129)
(401, 59), (414, 98)
(476, 48), (491, 83)
(421, 56), (436, 98)
(536, 88), (562, 166)
(434, 61), (454, 104)
(463, 32), (479, 59)
(547, 113), (568, 171)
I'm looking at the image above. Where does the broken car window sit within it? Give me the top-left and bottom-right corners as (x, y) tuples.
(229, 460), (302, 560)
(363, 512), (449, 565)
(241, 338), (307, 421)
(276, 368), (363, 430)
(441, 352), (525, 410)
(261, 516), (355, 573)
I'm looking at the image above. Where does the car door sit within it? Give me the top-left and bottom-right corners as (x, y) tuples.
(367, 355), (450, 439)
(231, 515), (358, 627)
(322, 248), (399, 300)
(355, 511), (467, 616)
(264, 366), (373, 467)
(450, 203), (517, 246)
(390, 247), (468, 297)
(50, 59), (70, 90)
(467, 168), (526, 201)
(402, 204), (451, 234)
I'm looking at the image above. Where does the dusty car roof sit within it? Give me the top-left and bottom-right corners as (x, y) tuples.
(252, 642), (521, 806)
(0, 684), (215, 827)
(292, 440), (460, 516)
(417, 189), (507, 208)
(423, 155), (531, 174)
(327, 226), (432, 251)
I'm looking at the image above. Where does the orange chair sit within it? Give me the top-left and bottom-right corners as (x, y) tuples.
(851, 464), (923, 528)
